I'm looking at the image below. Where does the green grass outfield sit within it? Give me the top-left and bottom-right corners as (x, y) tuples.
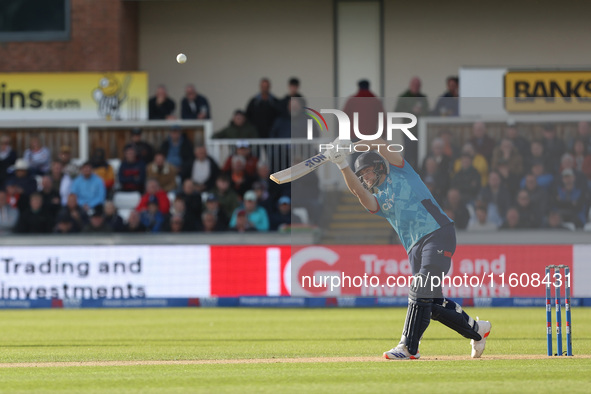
(0, 307), (590, 393)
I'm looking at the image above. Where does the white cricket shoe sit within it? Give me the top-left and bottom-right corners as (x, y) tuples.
(383, 344), (420, 360)
(470, 318), (492, 358)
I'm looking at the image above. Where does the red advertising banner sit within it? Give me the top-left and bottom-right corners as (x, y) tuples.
(209, 245), (573, 298)
(210, 246), (291, 296)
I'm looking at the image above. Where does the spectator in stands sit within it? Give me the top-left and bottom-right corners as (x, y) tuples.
(343, 80), (385, 138)
(525, 140), (548, 174)
(394, 77), (428, 168)
(421, 156), (448, 204)
(572, 139), (591, 183)
(469, 122), (495, 164)
(139, 195), (166, 232)
(496, 158), (521, 199)
(148, 84), (176, 120)
(13, 193), (53, 233)
(212, 174), (239, 218)
(136, 178), (170, 215)
(180, 83), (211, 120)
(568, 121), (591, 150)
(500, 207), (521, 230)
(526, 159), (554, 192)
(467, 202), (498, 231)
(491, 138), (523, 180)
(7, 159), (38, 199)
(58, 194), (88, 232)
(82, 206), (112, 233)
(58, 145), (75, 168)
(395, 77), (429, 116)
(103, 200), (124, 232)
(23, 134), (51, 175)
(255, 161), (282, 205)
(252, 181), (273, 216)
(176, 179), (203, 226)
(91, 148), (115, 195)
(438, 129), (460, 160)
(50, 161), (71, 205)
(5, 183), (22, 210)
(118, 146), (146, 193)
(477, 171), (510, 227)
(229, 209), (256, 232)
(559, 153), (588, 192)
(270, 96), (317, 139)
(222, 140), (258, 177)
(203, 193), (229, 230)
(168, 197), (196, 231)
(167, 214), (186, 233)
(246, 77), (279, 138)
(70, 162), (106, 211)
(213, 110), (259, 139)
(504, 120), (530, 159)
(0, 189), (18, 233)
(545, 210), (574, 231)
(184, 145), (219, 192)
(551, 168), (587, 228)
(39, 175), (61, 219)
(160, 126), (194, 171)
(0, 135), (16, 189)
(53, 212), (77, 234)
(270, 196), (301, 231)
(229, 190), (269, 231)
(199, 210), (225, 233)
(454, 143), (488, 186)
(442, 188), (469, 230)
(278, 77), (305, 115)
(431, 76), (459, 116)
(227, 155), (256, 198)
(450, 154), (481, 202)
(541, 123), (566, 174)
(515, 189), (542, 228)
(125, 128), (155, 164)
(423, 137), (452, 176)
(147, 151), (178, 192)
(123, 210), (146, 233)
(521, 173), (548, 217)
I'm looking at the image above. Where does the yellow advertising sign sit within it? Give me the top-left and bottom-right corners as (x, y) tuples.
(0, 72), (148, 120)
(504, 71), (591, 112)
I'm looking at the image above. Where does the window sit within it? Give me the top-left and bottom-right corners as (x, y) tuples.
(0, 0), (70, 42)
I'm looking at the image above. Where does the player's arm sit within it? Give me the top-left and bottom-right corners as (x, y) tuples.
(340, 166), (378, 212)
(356, 138), (403, 166)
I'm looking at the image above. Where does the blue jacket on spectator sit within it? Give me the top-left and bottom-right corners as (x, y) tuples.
(140, 210), (165, 233)
(229, 206), (269, 231)
(70, 173), (106, 208)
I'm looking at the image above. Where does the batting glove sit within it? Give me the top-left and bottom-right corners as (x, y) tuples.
(326, 148), (349, 169)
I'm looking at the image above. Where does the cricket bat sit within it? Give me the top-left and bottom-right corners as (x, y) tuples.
(270, 152), (330, 184)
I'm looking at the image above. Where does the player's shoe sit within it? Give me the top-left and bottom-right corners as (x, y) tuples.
(383, 344), (420, 360)
(470, 318), (492, 358)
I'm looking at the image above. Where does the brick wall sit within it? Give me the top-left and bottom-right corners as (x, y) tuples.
(0, 0), (138, 72)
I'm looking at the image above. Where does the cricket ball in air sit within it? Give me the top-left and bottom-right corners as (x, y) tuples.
(176, 53), (187, 64)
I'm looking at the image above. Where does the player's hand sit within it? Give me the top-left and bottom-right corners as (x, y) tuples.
(326, 145), (349, 170)
(330, 137), (354, 156)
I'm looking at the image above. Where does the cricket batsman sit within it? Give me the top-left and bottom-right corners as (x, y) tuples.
(326, 137), (491, 360)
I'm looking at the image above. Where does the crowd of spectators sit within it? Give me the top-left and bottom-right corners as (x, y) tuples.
(420, 121), (591, 231)
(0, 127), (301, 235)
(2, 75), (590, 235)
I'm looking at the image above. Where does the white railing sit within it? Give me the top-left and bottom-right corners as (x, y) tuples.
(0, 120), (213, 162)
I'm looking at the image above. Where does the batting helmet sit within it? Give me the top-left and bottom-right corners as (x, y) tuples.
(354, 151), (388, 189)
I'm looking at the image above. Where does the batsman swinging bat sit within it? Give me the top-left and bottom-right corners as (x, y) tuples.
(270, 152), (330, 184)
